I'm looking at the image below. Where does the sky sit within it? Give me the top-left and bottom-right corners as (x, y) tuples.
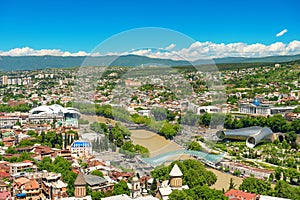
(0, 0), (300, 60)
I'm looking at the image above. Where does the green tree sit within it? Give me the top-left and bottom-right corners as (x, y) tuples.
(275, 168), (282, 181)
(150, 178), (157, 196)
(38, 157), (53, 171)
(269, 173), (274, 182)
(5, 146), (18, 154)
(39, 156), (76, 196)
(91, 191), (104, 200)
(229, 178), (236, 190)
(233, 170), (241, 176)
(90, 170), (104, 178)
(169, 190), (192, 200)
(239, 177), (271, 195)
(151, 160), (217, 188)
(188, 141), (202, 151)
(152, 107), (167, 121)
(113, 180), (130, 196)
(274, 180), (297, 199)
(27, 130), (37, 137)
(199, 113), (211, 127)
(181, 111), (198, 126)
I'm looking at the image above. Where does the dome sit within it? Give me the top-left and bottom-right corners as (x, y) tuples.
(253, 98), (260, 106)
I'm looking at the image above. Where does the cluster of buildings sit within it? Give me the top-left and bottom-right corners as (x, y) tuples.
(0, 152), (163, 200)
(1, 75), (32, 86)
(0, 104), (80, 130)
(239, 98), (297, 116)
(220, 161), (274, 180)
(0, 161), (68, 200)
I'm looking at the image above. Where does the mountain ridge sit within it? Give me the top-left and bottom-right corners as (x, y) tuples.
(0, 54), (300, 71)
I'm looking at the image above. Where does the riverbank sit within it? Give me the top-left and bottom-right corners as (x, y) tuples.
(206, 167), (244, 190)
(130, 129), (184, 157)
(81, 114), (116, 126)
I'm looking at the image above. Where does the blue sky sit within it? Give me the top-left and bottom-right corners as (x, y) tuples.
(0, 0), (299, 59)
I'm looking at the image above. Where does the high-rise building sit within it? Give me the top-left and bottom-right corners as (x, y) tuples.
(2, 75), (8, 85)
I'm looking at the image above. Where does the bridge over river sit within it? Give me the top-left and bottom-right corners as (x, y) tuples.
(140, 150), (224, 167)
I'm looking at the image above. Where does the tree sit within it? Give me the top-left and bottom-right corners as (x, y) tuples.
(38, 157), (53, 171)
(150, 178), (157, 196)
(66, 101), (73, 107)
(269, 173), (274, 182)
(239, 177), (271, 195)
(27, 130), (37, 137)
(291, 119), (300, 134)
(5, 146), (17, 154)
(152, 107), (167, 121)
(275, 168), (282, 181)
(188, 141), (202, 151)
(274, 180), (297, 199)
(285, 131), (297, 148)
(181, 111), (198, 126)
(199, 113), (211, 127)
(113, 180), (130, 196)
(41, 131), (45, 143)
(233, 170), (241, 176)
(169, 190), (191, 200)
(229, 178), (236, 190)
(90, 170), (104, 178)
(91, 191), (104, 200)
(151, 160), (217, 189)
(39, 156), (76, 196)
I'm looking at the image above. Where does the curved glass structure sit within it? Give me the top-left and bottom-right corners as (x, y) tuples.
(141, 150), (224, 166)
(216, 126), (273, 148)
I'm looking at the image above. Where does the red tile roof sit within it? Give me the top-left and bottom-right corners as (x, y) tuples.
(0, 191), (11, 199)
(0, 172), (10, 179)
(24, 179), (39, 190)
(225, 189), (257, 200)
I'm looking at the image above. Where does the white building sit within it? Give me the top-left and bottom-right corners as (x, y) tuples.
(9, 162), (36, 176)
(197, 106), (219, 114)
(70, 140), (92, 157)
(29, 104), (80, 127)
(239, 103), (297, 116)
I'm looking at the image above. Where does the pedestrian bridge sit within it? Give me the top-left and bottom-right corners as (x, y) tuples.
(140, 150), (224, 166)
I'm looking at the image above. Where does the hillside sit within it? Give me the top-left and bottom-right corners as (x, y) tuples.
(0, 54), (300, 71)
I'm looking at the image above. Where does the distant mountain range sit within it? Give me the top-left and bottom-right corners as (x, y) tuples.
(0, 54), (300, 71)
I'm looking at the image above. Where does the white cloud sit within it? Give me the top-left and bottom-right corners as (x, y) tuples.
(1, 40), (300, 61)
(276, 29), (288, 37)
(165, 43), (176, 50)
(125, 40), (300, 61)
(0, 47), (89, 57)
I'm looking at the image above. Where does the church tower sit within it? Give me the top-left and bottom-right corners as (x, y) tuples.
(169, 164), (183, 188)
(130, 176), (141, 198)
(74, 173), (86, 198)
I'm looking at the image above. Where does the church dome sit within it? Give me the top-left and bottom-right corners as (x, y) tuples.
(253, 98), (260, 106)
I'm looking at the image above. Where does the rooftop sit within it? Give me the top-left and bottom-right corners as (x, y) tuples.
(84, 174), (107, 186)
(169, 164), (183, 177)
(225, 189), (257, 200)
(74, 173), (86, 186)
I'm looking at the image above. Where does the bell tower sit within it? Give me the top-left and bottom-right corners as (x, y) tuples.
(74, 173), (86, 198)
(169, 164), (183, 188)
